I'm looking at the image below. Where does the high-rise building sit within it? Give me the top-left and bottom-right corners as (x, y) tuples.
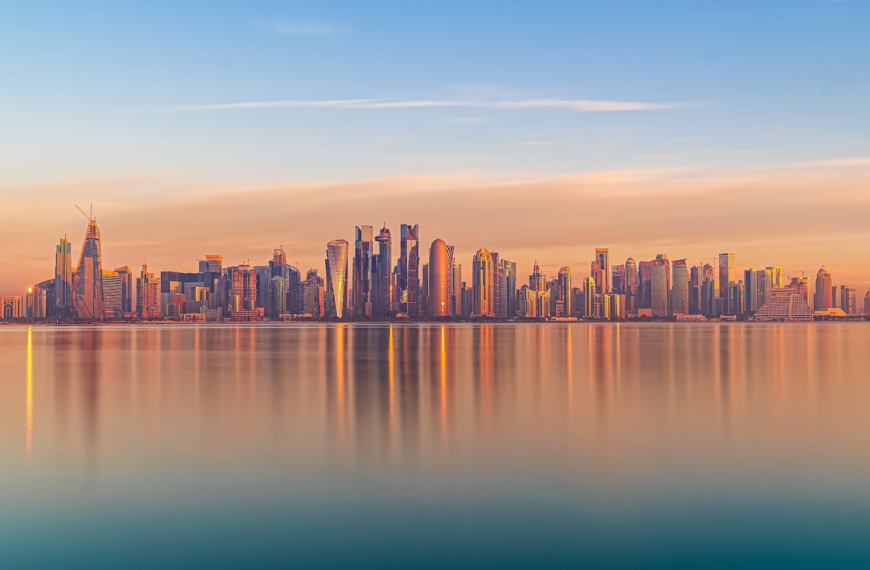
(650, 257), (670, 317)
(303, 269), (325, 318)
(114, 266), (134, 314)
(638, 261), (652, 309)
(74, 216), (106, 320)
(814, 266), (833, 310)
(757, 268), (773, 308)
(719, 253), (735, 310)
(557, 267), (572, 317)
(102, 269), (124, 319)
(595, 248), (610, 294)
(137, 264), (161, 318)
(446, 245), (455, 316)
(520, 286), (537, 318)
(625, 257), (638, 311)
(611, 265), (625, 295)
(767, 266), (784, 289)
(472, 248), (494, 317)
(325, 239), (349, 319)
(728, 282), (744, 317)
(54, 235), (73, 318)
(353, 225), (373, 319)
(227, 264), (257, 313)
(398, 224), (420, 317)
(788, 276), (810, 306)
(840, 285), (857, 315)
(1, 296), (24, 319)
(451, 263), (462, 317)
(590, 261), (603, 296)
(671, 260), (689, 316)
(529, 261), (545, 292)
(744, 269), (759, 314)
(583, 277), (596, 318)
(370, 224), (392, 319)
(498, 259), (517, 317)
(198, 255), (222, 274)
(428, 238), (450, 318)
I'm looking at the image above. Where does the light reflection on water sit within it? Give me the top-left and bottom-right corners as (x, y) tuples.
(1, 323), (869, 568)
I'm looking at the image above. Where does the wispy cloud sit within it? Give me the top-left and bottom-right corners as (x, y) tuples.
(191, 98), (682, 112)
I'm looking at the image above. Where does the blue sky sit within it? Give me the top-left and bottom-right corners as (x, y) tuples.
(2, 1), (870, 293)
(2, 0), (868, 186)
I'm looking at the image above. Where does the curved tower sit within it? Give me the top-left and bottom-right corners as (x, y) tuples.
(74, 218), (105, 320)
(815, 265), (833, 310)
(326, 239), (349, 319)
(428, 238), (450, 318)
(472, 248), (494, 317)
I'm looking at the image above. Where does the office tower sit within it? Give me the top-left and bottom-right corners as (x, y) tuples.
(638, 261), (652, 309)
(520, 286), (537, 318)
(611, 265), (625, 295)
(303, 269), (325, 318)
(596, 294), (610, 320)
(137, 264), (160, 318)
(583, 277), (596, 318)
(788, 276), (810, 306)
(102, 269), (123, 318)
(558, 267), (572, 317)
(269, 247), (301, 315)
(199, 254), (222, 274)
(451, 263), (462, 317)
(814, 266), (833, 310)
(114, 266), (134, 314)
(446, 245), (455, 316)
(472, 248), (494, 317)
(671, 260), (689, 316)
(530, 261), (545, 292)
(840, 285), (857, 315)
(462, 282), (473, 318)
(254, 266), (272, 317)
(595, 248), (610, 294)
(650, 258), (670, 317)
(353, 225), (373, 318)
(610, 294), (625, 320)
(539, 282), (552, 318)
(270, 276), (286, 317)
(548, 278), (558, 316)
(728, 282), (744, 317)
(226, 264), (257, 314)
(1, 296), (23, 319)
(427, 238), (450, 318)
(421, 263), (429, 317)
(54, 235), (73, 318)
(701, 278), (717, 317)
(590, 261), (604, 295)
(74, 216), (106, 320)
(625, 257), (638, 310)
(571, 287), (584, 318)
(325, 239), (349, 319)
(499, 259), (517, 317)
(490, 252), (501, 318)
(718, 253), (735, 308)
(744, 269), (759, 314)
(369, 224), (392, 319)
(767, 266), (784, 289)
(398, 224), (420, 316)
(757, 268), (773, 308)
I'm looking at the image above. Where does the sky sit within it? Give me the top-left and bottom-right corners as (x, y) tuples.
(1, 0), (869, 295)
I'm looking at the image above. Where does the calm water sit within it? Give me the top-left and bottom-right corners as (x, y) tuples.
(2, 323), (869, 568)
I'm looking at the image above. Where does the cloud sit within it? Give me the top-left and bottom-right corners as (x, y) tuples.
(191, 98), (681, 112)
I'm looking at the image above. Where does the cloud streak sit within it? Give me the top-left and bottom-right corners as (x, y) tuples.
(191, 98), (681, 112)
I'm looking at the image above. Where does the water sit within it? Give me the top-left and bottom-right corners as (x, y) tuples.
(1, 323), (869, 568)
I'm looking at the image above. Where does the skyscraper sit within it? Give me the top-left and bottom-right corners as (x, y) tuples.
(74, 216), (105, 320)
(744, 268), (759, 314)
(428, 238), (450, 318)
(398, 224), (420, 317)
(446, 245), (455, 316)
(325, 239), (349, 319)
(719, 252), (735, 311)
(671, 260), (689, 316)
(353, 225), (373, 318)
(638, 261), (652, 309)
(650, 257), (670, 317)
(500, 259), (517, 317)
(102, 269), (123, 319)
(557, 266), (572, 317)
(840, 285), (857, 315)
(372, 224), (392, 318)
(814, 266), (833, 310)
(757, 268), (773, 308)
(227, 264), (257, 313)
(472, 248), (494, 317)
(583, 277), (595, 318)
(595, 248), (610, 294)
(137, 264), (160, 318)
(590, 261), (604, 296)
(451, 263), (462, 317)
(198, 255), (222, 274)
(54, 235), (73, 318)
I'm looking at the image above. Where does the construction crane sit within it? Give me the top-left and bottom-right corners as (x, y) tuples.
(75, 203), (94, 222)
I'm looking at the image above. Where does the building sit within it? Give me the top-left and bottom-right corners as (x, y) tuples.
(671, 260), (689, 316)
(428, 238), (450, 318)
(756, 268), (773, 308)
(198, 255), (222, 273)
(472, 248), (494, 317)
(719, 253), (735, 311)
(744, 268), (759, 314)
(840, 285), (857, 315)
(1, 296), (23, 319)
(102, 269), (124, 319)
(353, 225), (374, 319)
(137, 264), (161, 318)
(755, 289), (814, 322)
(625, 257), (638, 311)
(611, 264), (625, 295)
(788, 276), (810, 306)
(325, 239), (349, 319)
(767, 266), (784, 289)
(583, 277), (596, 318)
(520, 286), (537, 318)
(74, 215), (106, 321)
(728, 282), (744, 317)
(557, 267), (572, 317)
(595, 248), (610, 294)
(226, 264), (257, 314)
(451, 263), (462, 318)
(609, 294), (625, 320)
(814, 266), (833, 310)
(650, 256), (670, 318)
(398, 224), (420, 317)
(638, 260), (652, 309)
(303, 269), (325, 318)
(372, 224), (392, 318)
(54, 235), (73, 318)
(498, 259), (517, 317)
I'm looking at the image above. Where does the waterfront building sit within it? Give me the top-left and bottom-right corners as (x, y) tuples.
(590, 261), (604, 296)
(446, 245), (455, 316)
(1, 296), (23, 319)
(74, 215), (105, 321)
(325, 239), (349, 319)
(611, 264), (625, 295)
(744, 269), (759, 314)
(303, 269), (325, 318)
(583, 277), (596, 318)
(472, 248), (494, 317)
(865, 291), (870, 316)
(719, 253), (735, 311)
(650, 255), (670, 317)
(767, 266), (784, 289)
(499, 259), (517, 317)
(371, 224), (392, 318)
(137, 264), (161, 318)
(595, 248), (610, 294)
(428, 238), (450, 318)
(757, 268), (773, 308)
(398, 224), (420, 317)
(814, 266), (833, 310)
(198, 255), (222, 273)
(755, 289), (814, 322)
(102, 269), (124, 319)
(54, 235), (73, 318)
(840, 285), (857, 315)
(671, 260), (689, 316)
(625, 257), (638, 311)
(353, 225), (373, 318)
(728, 282), (744, 317)
(557, 266), (572, 317)
(451, 263), (462, 318)
(788, 276), (810, 306)
(610, 294), (625, 320)
(638, 260), (652, 309)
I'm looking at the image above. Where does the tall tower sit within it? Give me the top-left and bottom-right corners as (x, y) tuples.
(595, 248), (610, 294)
(373, 224), (392, 318)
(326, 239), (349, 319)
(74, 210), (105, 321)
(650, 255), (670, 317)
(583, 276), (596, 318)
(529, 261), (545, 292)
(472, 248), (494, 317)
(815, 266), (833, 310)
(54, 235), (73, 318)
(398, 224), (420, 317)
(353, 225), (373, 318)
(625, 257), (637, 311)
(671, 259), (689, 316)
(558, 266), (572, 317)
(428, 238), (450, 318)
(719, 252), (735, 309)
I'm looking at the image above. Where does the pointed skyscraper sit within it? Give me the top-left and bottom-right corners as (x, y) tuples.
(73, 206), (106, 320)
